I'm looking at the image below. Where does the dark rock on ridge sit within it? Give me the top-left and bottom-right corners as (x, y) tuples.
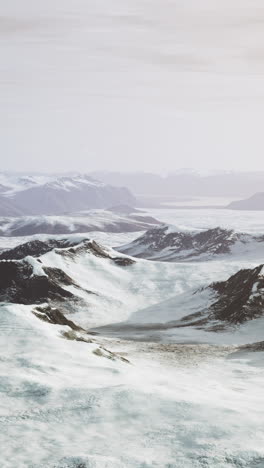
(118, 226), (247, 261)
(55, 239), (135, 266)
(209, 265), (264, 323)
(33, 305), (83, 331)
(0, 238), (135, 266)
(178, 265), (264, 327)
(0, 260), (76, 305)
(0, 239), (79, 260)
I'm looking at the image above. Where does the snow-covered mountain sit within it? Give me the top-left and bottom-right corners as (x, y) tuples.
(0, 237), (136, 327)
(0, 173), (137, 216)
(0, 239), (134, 309)
(95, 264), (264, 344)
(1, 234), (264, 336)
(0, 210), (160, 237)
(227, 192), (264, 210)
(1, 227), (264, 468)
(117, 225), (264, 261)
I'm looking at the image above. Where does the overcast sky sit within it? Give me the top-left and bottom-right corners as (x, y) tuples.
(1, 0), (264, 173)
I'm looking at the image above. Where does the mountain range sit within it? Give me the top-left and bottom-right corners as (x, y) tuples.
(1, 235), (264, 343)
(0, 173), (137, 216)
(117, 225), (264, 261)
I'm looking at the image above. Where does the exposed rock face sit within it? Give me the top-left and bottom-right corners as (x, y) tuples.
(179, 265), (264, 327)
(0, 260), (78, 305)
(209, 265), (264, 323)
(227, 192), (264, 210)
(118, 225), (251, 261)
(0, 238), (135, 320)
(33, 305), (83, 331)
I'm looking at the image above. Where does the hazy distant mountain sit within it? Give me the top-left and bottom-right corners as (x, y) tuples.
(0, 173), (137, 216)
(91, 171), (264, 200)
(227, 192), (264, 211)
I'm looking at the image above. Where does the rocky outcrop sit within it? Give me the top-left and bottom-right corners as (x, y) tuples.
(0, 238), (135, 266)
(33, 305), (83, 331)
(179, 265), (264, 327)
(0, 259), (86, 307)
(209, 265), (264, 323)
(0, 239), (79, 260)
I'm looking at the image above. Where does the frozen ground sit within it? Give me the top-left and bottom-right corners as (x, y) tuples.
(1, 207), (264, 467)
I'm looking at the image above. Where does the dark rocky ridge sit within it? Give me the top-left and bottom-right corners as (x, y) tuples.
(0, 238), (135, 328)
(179, 265), (264, 327)
(0, 260), (82, 306)
(0, 239), (80, 260)
(209, 265), (264, 323)
(56, 239), (135, 266)
(0, 238), (135, 266)
(118, 226), (256, 261)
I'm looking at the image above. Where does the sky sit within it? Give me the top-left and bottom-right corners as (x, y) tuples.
(1, 0), (264, 173)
